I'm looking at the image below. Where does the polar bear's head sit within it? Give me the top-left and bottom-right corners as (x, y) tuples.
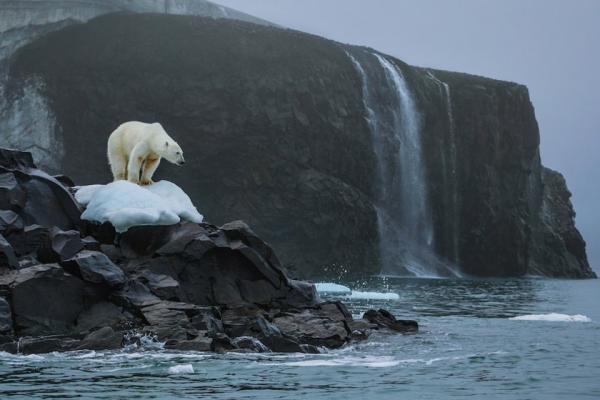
(161, 139), (185, 166)
(151, 123), (185, 166)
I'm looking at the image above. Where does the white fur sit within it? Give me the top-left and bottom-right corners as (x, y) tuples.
(107, 121), (185, 185)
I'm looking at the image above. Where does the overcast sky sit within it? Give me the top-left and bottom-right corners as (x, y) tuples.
(217, 0), (600, 271)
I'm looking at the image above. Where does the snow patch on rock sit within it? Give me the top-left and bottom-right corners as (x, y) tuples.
(76, 180), (203, 232)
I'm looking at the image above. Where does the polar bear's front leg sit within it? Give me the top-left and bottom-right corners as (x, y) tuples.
(127, 144), (146, 184)
(140, 156), (160, 185)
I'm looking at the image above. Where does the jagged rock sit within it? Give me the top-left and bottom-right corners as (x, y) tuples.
(9, 264), (86, 335)
(18, 337), (78, 354)
(136, 270), (181, 301)
(0, 234), (18, 269)
(0, 297), (12, 333)
(81, 236), (101, 252)
(242, 316), (305, 353)
(76, 301), (134, 333)
(273, 303), (352, 348)
(118, 225), (180, 258)
(61, 250), (126, 288)
(6, 224), (50, 256)
(210, 333), (238, 353)
(76, 326), (123, 351)
(164, 335), (212, 352)
(0, 146), (413, 352)
(231, 336), (270, 353)
(139, 301), (216, 341)
(110, 279), (161, 309)
(37, 228), (83, 263)
(0, 172), (26, 209)
(363, 309), (418, 333)
(0, 210), (24, 233)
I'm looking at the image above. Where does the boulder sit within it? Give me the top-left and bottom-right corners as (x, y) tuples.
(37, 228), (84, 263)
(0, 234), (18, 269)
(61, 250), (126, 288)
(0, 296), (12, 333)
(363, 309), (418, 333)
(0, 172), (26, 209)
(76, 326), (123, 350)
(9, 264), (86, 335)
(6, 224), (50, 256)
(164, 335), (212, 352)
(76, 301), (135, 333)
(136, 270), (181, 301)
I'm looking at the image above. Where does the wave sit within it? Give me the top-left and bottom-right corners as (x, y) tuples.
(509, 313), (591, 322)
(314, 282), (399, 301)
(268, 355), (399, 368)
(347, 291), (400, 300)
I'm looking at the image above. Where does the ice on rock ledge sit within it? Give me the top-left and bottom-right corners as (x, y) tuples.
(75, 180), (203, 232)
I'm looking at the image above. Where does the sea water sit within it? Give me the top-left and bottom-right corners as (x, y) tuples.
(1, 278), (599, 399)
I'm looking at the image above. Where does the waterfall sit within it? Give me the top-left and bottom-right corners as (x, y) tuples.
(427, 70), (460, 264)
(347, 49), (460, 277)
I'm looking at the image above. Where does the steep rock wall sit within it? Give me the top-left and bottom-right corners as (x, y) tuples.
(4, 13), (593, 278)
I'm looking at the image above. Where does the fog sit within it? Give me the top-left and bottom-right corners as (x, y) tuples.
(217, 0), (600, 271)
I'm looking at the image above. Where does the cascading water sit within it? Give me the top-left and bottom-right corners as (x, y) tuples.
(347, 49), (460, 277)
(426, 70), (460, 264)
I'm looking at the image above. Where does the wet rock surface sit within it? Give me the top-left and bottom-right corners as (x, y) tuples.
(0, 148), (414, 354)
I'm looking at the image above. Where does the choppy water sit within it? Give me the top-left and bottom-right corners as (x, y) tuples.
(2, 278), (599, 399)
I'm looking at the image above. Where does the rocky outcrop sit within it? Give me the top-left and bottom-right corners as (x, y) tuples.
(2, 13), (593, 278)
(0, 147), (414, 353)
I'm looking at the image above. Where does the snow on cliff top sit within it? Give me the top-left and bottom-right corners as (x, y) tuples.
(75, 180), (203, 232)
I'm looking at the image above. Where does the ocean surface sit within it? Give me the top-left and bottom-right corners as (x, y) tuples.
(1, 278), (599, 399)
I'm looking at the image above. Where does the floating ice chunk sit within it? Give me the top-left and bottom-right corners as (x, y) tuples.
(77, 180), (203, 232)
(314, 282), (352, 294)
(168, 364), (194, 374)
(509, 313), (591, 322)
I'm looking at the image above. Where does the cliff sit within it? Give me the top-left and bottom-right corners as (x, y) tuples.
(1, 12), (593, 279)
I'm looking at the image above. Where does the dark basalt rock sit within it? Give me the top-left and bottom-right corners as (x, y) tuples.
(0, 297), (12, 333)
(0, 234), (18, 269)
(9, 264), (86, 336)
(37, 228), (84, 263)
(363, 309), (418, 333)
(61, 250), (126, 288)
(76, 326), (123, 351)
(0, 147), (413, 353)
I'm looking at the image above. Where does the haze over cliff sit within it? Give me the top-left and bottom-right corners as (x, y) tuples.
(0, 1), (594, 279)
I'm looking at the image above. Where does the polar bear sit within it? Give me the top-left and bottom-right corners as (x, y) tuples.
(107, 121), (185, 185)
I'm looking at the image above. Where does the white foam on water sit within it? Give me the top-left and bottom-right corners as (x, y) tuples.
(269, 355), (400, 368)
(346, 291), (400, 301)
(168, 363), (195, 374)
(314, 282), (399, 301)
(509, 313), (591, 322)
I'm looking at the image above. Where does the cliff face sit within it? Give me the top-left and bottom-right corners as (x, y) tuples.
(3, 13), (594, 278)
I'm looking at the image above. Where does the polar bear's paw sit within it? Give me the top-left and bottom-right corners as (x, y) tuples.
(140, 178), (154, 186)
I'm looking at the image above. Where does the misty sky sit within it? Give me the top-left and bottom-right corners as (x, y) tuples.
(217, 0), (600, 271)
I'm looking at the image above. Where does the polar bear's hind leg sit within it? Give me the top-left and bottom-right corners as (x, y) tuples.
(109, 153), (128, 181)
